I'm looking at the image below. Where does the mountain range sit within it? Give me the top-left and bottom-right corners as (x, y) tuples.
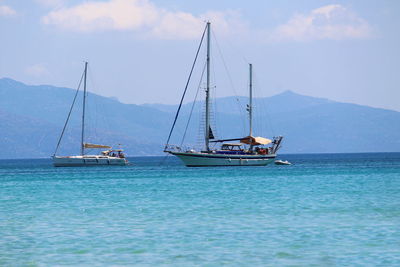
(0, 77), (399, 159)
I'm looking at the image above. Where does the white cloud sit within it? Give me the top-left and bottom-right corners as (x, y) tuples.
(40, 1), (371, 42)
(150, 10), (245, 40)
(41, 0), (245, 39)
(149, 10), (203, 40)
(42, 0), (159, 32)
(201, 10), (247, 38)
(25, 64), (50, 77)
(270, 4), (373, 42)
(0, 5), (16, 17)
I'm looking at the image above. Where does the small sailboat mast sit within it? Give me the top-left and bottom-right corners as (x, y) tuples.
(205, 22), (211, 151)
(81, 61), (88, 156)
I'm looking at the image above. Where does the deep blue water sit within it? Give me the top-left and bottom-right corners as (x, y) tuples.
(0, 153), (399, 266)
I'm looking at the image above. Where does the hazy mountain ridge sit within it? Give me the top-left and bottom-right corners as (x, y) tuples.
(0, 78), (399, 158)
(142, 90), (335, 115)
(0, 78), (172, 158)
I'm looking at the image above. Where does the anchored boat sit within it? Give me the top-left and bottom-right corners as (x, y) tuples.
(164, 22), (283, 167)
(52, 62), (128, 167)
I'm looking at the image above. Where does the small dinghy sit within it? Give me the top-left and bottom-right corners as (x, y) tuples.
(275, 160), (291, 165)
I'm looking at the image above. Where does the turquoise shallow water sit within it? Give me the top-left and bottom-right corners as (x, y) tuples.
(1, 153), (400, 266)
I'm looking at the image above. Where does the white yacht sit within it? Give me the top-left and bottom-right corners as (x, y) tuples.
(52, 62), (128, 167)
(164, 22), (283, 167)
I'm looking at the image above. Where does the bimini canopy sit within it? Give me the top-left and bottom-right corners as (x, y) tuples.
(240, 136), (272, 146)
(211, 136), (272, 146)
(84, 143), (112, 149)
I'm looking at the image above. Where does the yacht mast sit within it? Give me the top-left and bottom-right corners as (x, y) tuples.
(249, 63), (253, 137)
(205, 22), (211, 151)
(81, 61), (88, 156)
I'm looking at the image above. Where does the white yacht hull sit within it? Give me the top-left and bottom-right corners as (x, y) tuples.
(169, 151), (276, 167)
(53, 155), (128, 167)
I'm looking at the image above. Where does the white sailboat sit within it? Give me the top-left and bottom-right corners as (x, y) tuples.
(164, 22), (283, 167)
(52, 62), (128, 167)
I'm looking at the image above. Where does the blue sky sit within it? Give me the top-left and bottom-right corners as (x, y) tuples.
(1, 0), (399, 111)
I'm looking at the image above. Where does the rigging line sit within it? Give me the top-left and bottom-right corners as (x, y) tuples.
(211, 29), (247, 134)
(87, 65), (106, 145)
(254, 69), (275, 136)
(252, 71), (263, 136)
(212, 79), (218, 142)
(249, 68), (259, 136)
(263, 97), (276, 136)
(163, 23), (207, 150)
(209, 48), (217, 143)
(254, 82), (264, 137)
(53, 70), (85, 156)
(88, 65), (113, 145)
(180, 60), (207, 147)
(211, 63), (218, 147)
(217, 29), (250, 66)
(87, 65), (97, 143)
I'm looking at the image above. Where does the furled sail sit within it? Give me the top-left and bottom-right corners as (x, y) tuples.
(84, 143), (112, 149)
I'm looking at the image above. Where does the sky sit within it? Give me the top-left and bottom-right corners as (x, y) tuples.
(1, 0), (400, 111)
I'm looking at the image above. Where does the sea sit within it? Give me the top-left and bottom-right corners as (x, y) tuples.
(0, 153), (399, 266)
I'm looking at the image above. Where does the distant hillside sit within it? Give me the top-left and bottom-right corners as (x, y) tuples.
(0, 78), (399, 158)
(143, 90), (400, 154)
(0, 78), (171, 158)
(143, 90), (334, 115)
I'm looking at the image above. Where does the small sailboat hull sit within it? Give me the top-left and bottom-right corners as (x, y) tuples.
(169, 151), (276, 167)
(53, 156), (128, 167)
(53, 62), (130, 167)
